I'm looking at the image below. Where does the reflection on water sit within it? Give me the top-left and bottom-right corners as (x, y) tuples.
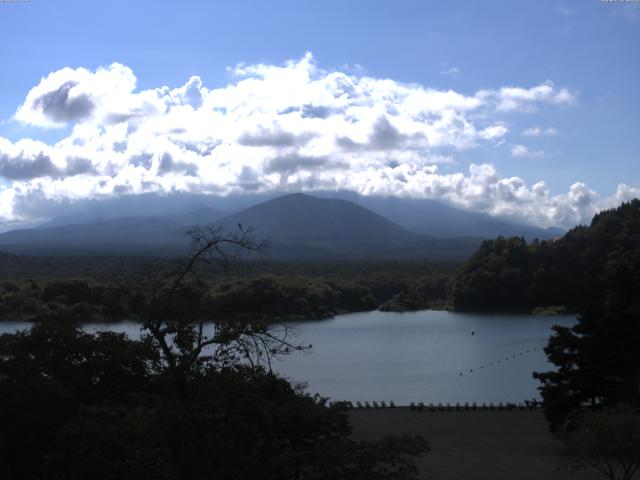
(0, 310), (575, 404)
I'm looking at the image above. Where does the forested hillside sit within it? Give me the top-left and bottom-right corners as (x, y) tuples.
(449, 199), (640, 312)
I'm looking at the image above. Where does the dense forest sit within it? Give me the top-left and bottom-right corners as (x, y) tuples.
(533, 245), (640, 430)
(531, 201), (640, 431)
(449, 199), (640, 312)
(0, 255), (453, 322)
(528, 202), (640, 480)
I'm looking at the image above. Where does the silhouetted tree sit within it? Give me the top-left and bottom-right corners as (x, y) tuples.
(561, 405), (640, 480)
(0, 225), (428, 480)
(534, 241), (640, 431)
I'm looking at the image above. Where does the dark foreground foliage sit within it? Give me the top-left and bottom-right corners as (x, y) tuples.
(0, 226), (427, 480)
(531, 200), (640, 452)
(561, 405), (640, 480)
(533, 238), (640, 431)
(450, 199), (640, 312)
(0, 322), (427, 480)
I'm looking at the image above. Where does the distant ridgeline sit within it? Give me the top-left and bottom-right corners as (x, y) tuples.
(449, 199), (640, 312)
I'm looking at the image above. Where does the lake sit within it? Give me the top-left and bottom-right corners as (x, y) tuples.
(0, 310), (575, 405)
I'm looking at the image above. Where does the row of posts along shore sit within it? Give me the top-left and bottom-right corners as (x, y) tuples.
(327, 400), (542, 411)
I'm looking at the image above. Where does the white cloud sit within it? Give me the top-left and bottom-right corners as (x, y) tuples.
(477, 81), (577, 112)
(600, 183), (640, 210)
(510, 144), (546, 158)
(14, 63), (203, 128)
(0, 53), (618, 230)
(522, 126), (558, 137)
(479, 124), (509, 140)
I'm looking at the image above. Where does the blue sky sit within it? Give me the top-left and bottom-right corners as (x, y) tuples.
(0, 0), (638, 229)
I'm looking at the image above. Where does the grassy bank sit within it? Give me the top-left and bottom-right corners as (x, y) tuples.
(349, 408), (601, 480)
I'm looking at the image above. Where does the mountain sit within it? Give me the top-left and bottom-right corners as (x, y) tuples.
(213, 193), (479, 259)
(346, 195), (564, 240)
(37, 206), (223, 230)
(0, 208), (224, 256)
(216, 193), (416, 242)
(0, 193), (480, 260)
(0, 192), (565, 260)
(21, 190), (563, 240)
(29, 192), (229, 230)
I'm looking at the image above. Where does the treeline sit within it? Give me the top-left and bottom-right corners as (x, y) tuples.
(0, 268), (453, 323)
(449, 199), (640, 312)
(529, 201), (640, 465)
(533, 241), (640, 430)
(0, 252), (454, 281)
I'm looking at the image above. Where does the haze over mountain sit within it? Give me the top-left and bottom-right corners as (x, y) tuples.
(314, 192), (564, 240)
(19, 191), (564, 238)
(0, 216), (197, 256)
(0, 193), (563, 260)
(32, 193), (228, 230)
(214, 193), (451, 259)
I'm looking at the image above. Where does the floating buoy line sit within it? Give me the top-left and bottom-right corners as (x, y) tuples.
(457, 345), (544, 377)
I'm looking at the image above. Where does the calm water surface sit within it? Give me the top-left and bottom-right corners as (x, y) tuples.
(1, 310), (575, 404)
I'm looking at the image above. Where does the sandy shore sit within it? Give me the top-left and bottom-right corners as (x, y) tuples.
(349, 408), (602, 480)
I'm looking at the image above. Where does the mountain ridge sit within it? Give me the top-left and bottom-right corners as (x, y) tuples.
(0, 193), (560, 260)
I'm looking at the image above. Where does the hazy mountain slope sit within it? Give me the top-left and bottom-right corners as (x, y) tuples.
(212, 193), (427, 259)
(33, 193), (227, 229)
(216, 193), (415, 241)
(352, 195), (564, 240)
(3, 207), (226, 255)
(0, 216), (191, 255)
(38, 206), (223, 230)
(0, 193), (479, 260)
(29, 190), (563, 241)
(213, 193), (481, 260)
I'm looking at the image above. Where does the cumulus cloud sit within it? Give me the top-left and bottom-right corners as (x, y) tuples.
(238, 126), (316, 147)
(599, 183), (640, 210)
(615, 183), (640, 203)
(157, 152), (199, 177)
(0, 138), (97, 180)
(15, 63), (207, 128)
(478, 81), (577, 112)
(0, 53), (623, 230)
(510, 144), (546, 158)
(522, 126), (558, 137)
(265, 154), (339, 177)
